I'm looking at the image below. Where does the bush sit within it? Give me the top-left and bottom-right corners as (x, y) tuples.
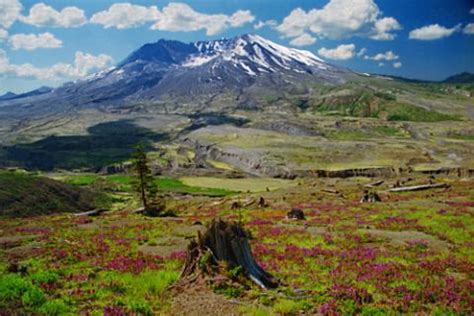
(273, 299), (310, 315)
(38, 299), (70, 315)
(128, 299), (152, 315)
(0, 274), (31, 302)
(31, 270), (60, 284)
(21, 287), (46, 307)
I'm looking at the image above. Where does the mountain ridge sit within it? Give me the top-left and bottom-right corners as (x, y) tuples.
(0, 34), (350, 118)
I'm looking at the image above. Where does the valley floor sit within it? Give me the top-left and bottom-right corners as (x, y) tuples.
(0, 173), (473, 315)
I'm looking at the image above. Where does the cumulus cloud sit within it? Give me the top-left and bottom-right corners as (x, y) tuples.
(463, 23), (474, 35)
(21, 3), (87, 28)
(289, 33), (316, 46)
(150, 2), (254, 35)
(9, 32), (63, 50)
(0, 29), (8, 40)
(254, 19), (277, 30)
(90, 3), (160, 29)
(91, 2), (254, 35)
(318, 44), (356, 60)
(0, 49), (113, 80)
(276, 0), (401, 42)
(409, 24), (460, 40)
(370, 17), (402, 40)
(0, 0), (22, 29)
(393, 62), (402, 68)
(364, 50), (399, 61)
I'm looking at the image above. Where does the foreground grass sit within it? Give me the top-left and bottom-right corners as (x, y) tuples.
(0, 175), (472, 314)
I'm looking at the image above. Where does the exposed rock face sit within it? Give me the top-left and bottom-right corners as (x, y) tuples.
(0, 34), (350, 119)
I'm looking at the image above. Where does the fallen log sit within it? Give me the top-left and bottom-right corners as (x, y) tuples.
(364, 180), (384, 188)
(73, 209), (106, 217)
(321, 188), (339, 194)
(180, 219), (278, 289)
(388, 183), (450, 193)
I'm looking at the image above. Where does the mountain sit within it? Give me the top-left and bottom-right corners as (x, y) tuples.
(443, 72), (474, 84)
(0, 92), (17, 101)
(0, 34), (350, 118)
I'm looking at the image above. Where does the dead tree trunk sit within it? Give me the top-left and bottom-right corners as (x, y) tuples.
(180, 219), (278, 289)
(388, 183), (449, 192)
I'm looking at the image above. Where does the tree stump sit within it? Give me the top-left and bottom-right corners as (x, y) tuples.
(258, 197), (267, 208)
(231, 201), (242, 210)
(287, 208), (305, 220)
(180, 219), (278, 289)
(360, 191), (381, 203)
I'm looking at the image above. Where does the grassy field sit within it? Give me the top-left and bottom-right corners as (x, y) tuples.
(53, 173), (235, 197)
(179, 176), (296, 192)
(0, 171), (108, 217)
(0, 174), (472, 315)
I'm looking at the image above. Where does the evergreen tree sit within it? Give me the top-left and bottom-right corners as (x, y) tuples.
(132, 143), (156, 210)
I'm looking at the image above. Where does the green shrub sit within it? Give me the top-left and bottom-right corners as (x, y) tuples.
(128, 299), (152, 315)
(0, 274), (32, 302)
(272, 299), (309, 315)
(31, 270), (60, 284)
(21, 287), (46, 307)
(38, 299), (70, 315)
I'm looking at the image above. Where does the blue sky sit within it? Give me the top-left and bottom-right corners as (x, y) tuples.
(1, 0), (473, 94)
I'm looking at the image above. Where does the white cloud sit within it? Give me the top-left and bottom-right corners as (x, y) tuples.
(90, 3), (160, 29)
(365, 50), (399, 61)
(318, 44), (356, 60)
(0, 29), (8, 40)
(150, 3), (254, 35)
(91, 2), (254, 35)
(9, 32), (63, 50)
(0, 0), (22, 29)
(378, 62), (384, 67)
(356, 47), (367, 57)
(254, 19), (277, 30)
(0, 49), (113, 80)
(276, 0), (401, 42)
(393, 62), (402, 68)
(409, 24), (460, 40)
(371, 17), (401, 40)
(470, 8), (474, 14)
(289, 33), (316, 46)
(463, 23), (474, 35)
(21, 3), (86, 28)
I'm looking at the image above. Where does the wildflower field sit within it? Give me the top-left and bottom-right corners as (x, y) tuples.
(0, 174), (473, 315)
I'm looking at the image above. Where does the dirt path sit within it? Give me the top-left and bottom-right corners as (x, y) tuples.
(170, 285), (241, 316)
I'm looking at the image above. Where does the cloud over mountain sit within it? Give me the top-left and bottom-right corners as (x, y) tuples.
(0, 49), (113, 80)
(318, 44), (356, 60)
(9, 32), (63, 50)
(21, 3), (87, 28)
(276, 0), (401, 45)
(90, 2), (255, 35)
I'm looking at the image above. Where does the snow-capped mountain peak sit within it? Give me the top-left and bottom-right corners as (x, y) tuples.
(1, 34), (349, 116)
(183, 34), (326, 75)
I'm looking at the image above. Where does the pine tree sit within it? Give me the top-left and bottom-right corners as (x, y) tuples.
(132, 143), (157, 210)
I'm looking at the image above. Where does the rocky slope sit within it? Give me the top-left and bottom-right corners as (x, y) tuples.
(0, 34), (349, 118)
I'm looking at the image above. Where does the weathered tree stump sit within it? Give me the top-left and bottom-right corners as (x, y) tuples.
(180, 219), (278, 289)
(231, 201), (242, 210)
(360, 191), (381, 203)
(287, 208), (305, 220)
